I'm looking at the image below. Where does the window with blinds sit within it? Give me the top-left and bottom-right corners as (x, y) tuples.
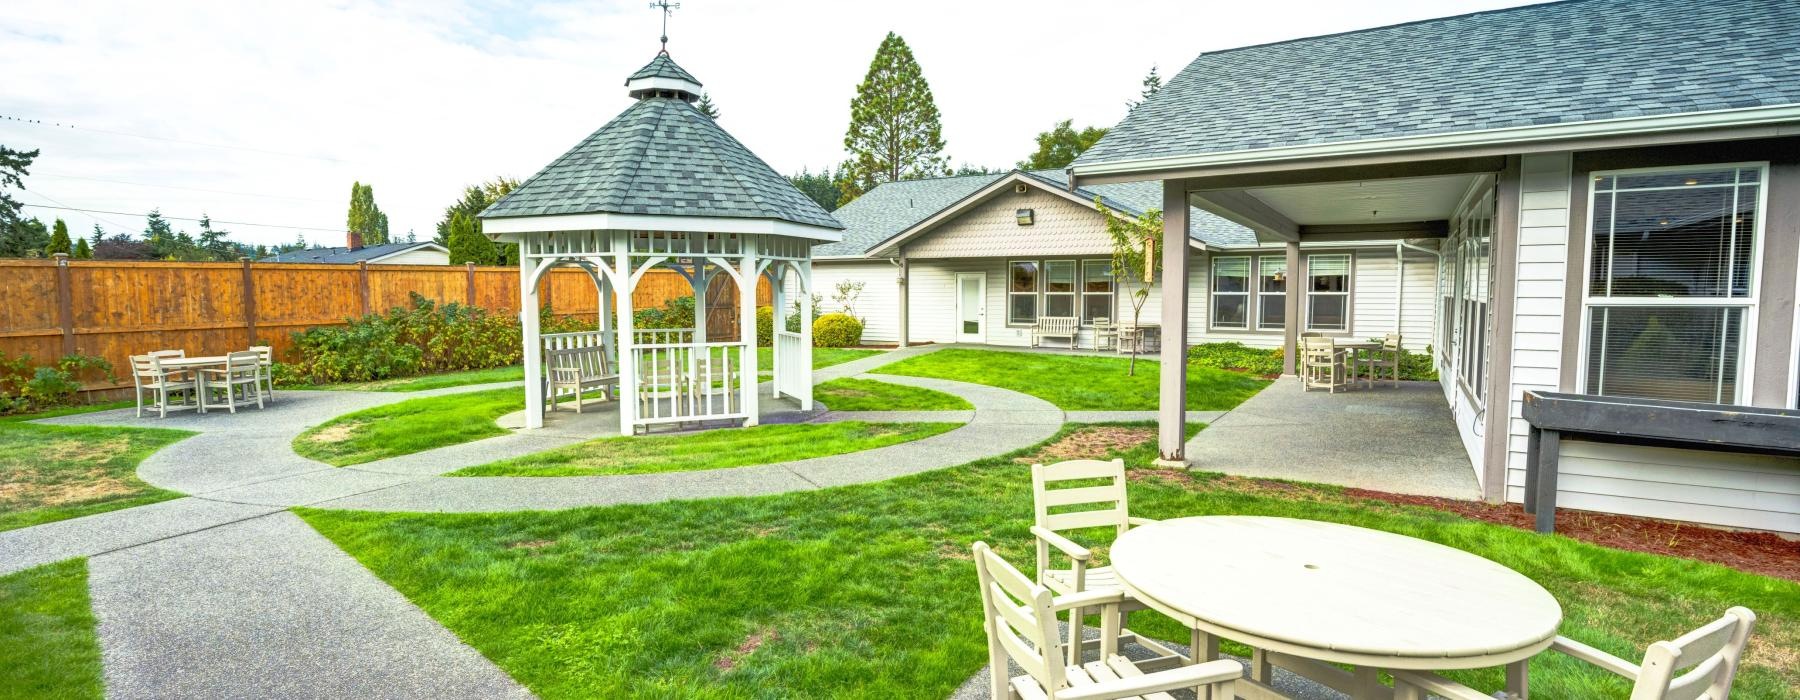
(1584, 164), (1762, 404)
(1306, 254), (1351, 331)
(1257, 257), (1286, 330)
(1211, 257), (1250, 329)
(1008, 261), (1039, 325)
(1081, 260), (1113, 324)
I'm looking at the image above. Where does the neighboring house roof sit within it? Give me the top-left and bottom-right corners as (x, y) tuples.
(816, 170), (1253, 258)
(626, 53), (702, 85)
(1074, 0), (1800, 169)
(482, 55), (840, 232)
(261, 241), (446, 264)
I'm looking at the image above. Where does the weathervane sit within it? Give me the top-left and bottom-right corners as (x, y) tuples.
(650, 0), (680, 54)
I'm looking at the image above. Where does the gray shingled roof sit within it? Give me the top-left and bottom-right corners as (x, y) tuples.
(260, 242), (442, 264)
(481, 84), (840, 230)
(627, 53), (701, 85)
(1076, 0), (1800, 168)
(817, 170), (1253, 258)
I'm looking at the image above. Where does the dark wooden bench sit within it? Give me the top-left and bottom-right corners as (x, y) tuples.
(1520, 391), (1800, 533)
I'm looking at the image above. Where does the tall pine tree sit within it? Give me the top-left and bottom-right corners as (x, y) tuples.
(346, 182), (390, 245)
(696, 92), (720, 119)
(837, 32), (948, 206)
(0, 145), (38, 233)
(1128, 66), (1163, 112)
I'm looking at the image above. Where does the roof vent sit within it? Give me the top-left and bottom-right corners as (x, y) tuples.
(1014, 183), (1029, 194)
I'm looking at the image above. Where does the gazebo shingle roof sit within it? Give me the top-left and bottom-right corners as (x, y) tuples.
(626, 53), (702, 86)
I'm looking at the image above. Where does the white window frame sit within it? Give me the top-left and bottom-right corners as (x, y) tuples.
(1210, 256), (1251, 330)
(1576, 162), (1767, 405)
(1007, 260), (1040, 326)
(1080, 259), (1114, 326)
(1255, 256), (1287, 331)
(1304, 253), (1353, 332)
(1043, 260), (1077, 319)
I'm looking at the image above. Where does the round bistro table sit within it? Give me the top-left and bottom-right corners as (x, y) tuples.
(1110, 516), (1561, 699)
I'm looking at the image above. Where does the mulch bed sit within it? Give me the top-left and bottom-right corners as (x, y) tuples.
(1343, 488), (1800, 582)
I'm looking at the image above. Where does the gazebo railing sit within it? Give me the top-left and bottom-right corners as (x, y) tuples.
(631, 340), (747, 426)
(634, 328), (694, 346)
(773, 330), (808, 401)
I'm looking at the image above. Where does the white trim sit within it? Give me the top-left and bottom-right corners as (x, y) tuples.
(364, 242), (449, 263)
(1209, 255), (1252, 331)
(865, 171), (1123, 257)
(1255, 255), (1288, 331)
(1304, 253), (1354, 332)
(1007, 259), (1041, 326)
(625, 75), (702, 94)
(1070, 104), (1800, 179)
(482, 212), (842, 242)
(955, 272), (986, 343)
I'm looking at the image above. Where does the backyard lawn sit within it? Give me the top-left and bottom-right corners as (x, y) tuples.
(0, 418), (191, 532)
(875, 348), (1267, 410)
(813, 378), (971, 411)
(757, 346), (882, 373)
(292, 388), (522, 466)
(303, 366), (525, 392)
(0, 559), (103, 699)
(451, 421), (959, 477)
(301, 425), (1799, 699)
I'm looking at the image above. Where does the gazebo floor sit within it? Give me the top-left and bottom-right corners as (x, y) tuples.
(497, 385), (819, 439)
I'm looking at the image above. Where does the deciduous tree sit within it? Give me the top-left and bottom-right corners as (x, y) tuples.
(346, 181), (390, 245)
(1019, 120), (1108, 170)
(837, 32), (948, 205)
(1097, 197), (1162, 375)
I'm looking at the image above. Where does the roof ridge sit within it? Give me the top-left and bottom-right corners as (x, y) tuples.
(1186, 0), (1583, 59)
(678, 101), (769, 212)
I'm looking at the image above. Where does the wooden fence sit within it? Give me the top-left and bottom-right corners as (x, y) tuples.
(0, 257), (769, 393)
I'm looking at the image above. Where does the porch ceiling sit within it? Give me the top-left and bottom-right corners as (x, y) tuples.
(1245, 174), (1481, 226)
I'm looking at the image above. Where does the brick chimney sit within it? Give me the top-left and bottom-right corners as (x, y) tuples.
(346, 230), (364, 251)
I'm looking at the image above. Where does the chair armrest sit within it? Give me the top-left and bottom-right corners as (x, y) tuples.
(1030, 526), (1091, 562)
(1059, 658), (1241, 700)
(1050, 588), (1126, 613)
(1550, 636), (1641, 679)
(1390, 670), (1497, 700)
(1126, 516), (1158, 527)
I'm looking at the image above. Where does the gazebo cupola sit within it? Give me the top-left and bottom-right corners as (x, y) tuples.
(480, 52), (843, 435)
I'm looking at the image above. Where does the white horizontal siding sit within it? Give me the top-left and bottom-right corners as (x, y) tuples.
(809, 261), (899, 343)
(1185, 247), (1435, 351)
(1504, 152), (1572, 499)
(1505, 442), (1800, 533)
(906, 185), (1111, 258)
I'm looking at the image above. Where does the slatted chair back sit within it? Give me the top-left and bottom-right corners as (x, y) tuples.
(1301, 336), (1337, 366)
(130, 354), (161, 381)
(1382, 333), (1403, 352)
(224, 351), (262, 380)
(148, 349), (185, 359)
(1032, 458), (1130, 544)
(1634, 607), (1755, 700)
(973, 541), (1067, 694)
(249, 345), (273, 367)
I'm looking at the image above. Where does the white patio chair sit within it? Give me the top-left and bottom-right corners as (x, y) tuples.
(1090, 317), (1116, 352)
(146, 348), (191, 383)
(131, 354), (197, 418)
(1300, 336), (1348, 393)
(1393, 606), (1756, 700)
(249, 345), (276, 402)
(1359, 333), (1402, 387)
(973, 541), (1243, 700)
(1032, 459), (1182, 668)
(199, 351), (264, 413)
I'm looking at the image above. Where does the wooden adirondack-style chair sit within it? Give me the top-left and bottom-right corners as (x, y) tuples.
(972, 541), (1243, 700)
(1394, 607), (1756, 700)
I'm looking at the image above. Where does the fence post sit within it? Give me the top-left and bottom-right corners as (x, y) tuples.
(358, 261), (371, 316)
(240, 257), (257, 345)
(466, 262), (477, 307)
(53, 253), (75, 355)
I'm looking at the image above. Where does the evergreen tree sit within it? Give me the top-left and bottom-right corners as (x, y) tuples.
(0, 145), (39, 233)
(1, 217), (49, 258)
(951, 163), (1002, 176)
(1128, 66), (1162, 112)
(143, 209), (176, 258)
(45, 218), (72, 256)
(89, 224), (104, 248)
(837, 32), (948, 206)
(788, 167), (842, 212)
(197, 214), (234, 259)
(696, 92), (720, 119)
(72, 238), (92, 259)
(346, 181), (390, 245)
(434, 177), (519, 261)
(1018, 120), (1109, 170)
(444, 211), (498, 265)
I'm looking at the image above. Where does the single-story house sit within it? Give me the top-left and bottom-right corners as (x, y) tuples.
(1057, 0), (1799, 532)
(812, 169), (1438, 352)
(264, 232), (449, 265)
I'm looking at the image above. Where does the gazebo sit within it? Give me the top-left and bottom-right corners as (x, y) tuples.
(480, 52), (843, 434)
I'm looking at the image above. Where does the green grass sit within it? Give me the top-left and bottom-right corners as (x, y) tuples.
(875, 348), (1269, 410)
(0, 420), (192, 532)
(292, 388), (523, 466)
(301, 366), (525, 392)
(757, 347), (883, 376)
(299, 425), (1800, 699)
(450, 421), (959, 477)
(814, 378), (972, 411)
(0, 559), (104, 699)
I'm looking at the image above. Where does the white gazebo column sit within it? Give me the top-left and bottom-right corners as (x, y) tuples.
(597, 267), (615, 365)
(520, 252), (546, 429)
(613, 239), (637, 433)
(691, 261), (709, 346)
(739, 239), (760, 425)
(798, 259), (814, 410)
(769, 267), (786, 399)
(1157, 180), (1190, 466)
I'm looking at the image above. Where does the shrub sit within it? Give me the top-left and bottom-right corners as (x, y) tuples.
(755, 306), (774, 346)
(1188, 342), (1282, 376)
(634, 296), (695, 330)
(0, 351), (114, 415)
(812, 313), (864, 348)
(285, 292), (576, 385)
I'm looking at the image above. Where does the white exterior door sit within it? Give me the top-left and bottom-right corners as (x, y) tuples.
(955, 272), (986, 343)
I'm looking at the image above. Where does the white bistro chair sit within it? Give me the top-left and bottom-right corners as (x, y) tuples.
(249, 345), (276, 401)
(131, 354), (197, 418)
(973, 541), (1243, 700)
(199, 351), (265, 413)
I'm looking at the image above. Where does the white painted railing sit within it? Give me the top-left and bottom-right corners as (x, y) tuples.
(634, 328), (694, 346)
(773, 331), (808, 403)
(630, 340), (746, 426)
(541, 330), (611, 403)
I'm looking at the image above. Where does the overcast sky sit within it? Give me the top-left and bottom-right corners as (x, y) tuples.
(3, 0), (1544, 248)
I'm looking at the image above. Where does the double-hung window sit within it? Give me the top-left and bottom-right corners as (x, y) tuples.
(1256, 257), (1286, 330)
(1044, 260), (1076, 318)
(1008, 261), (1039, 325)
(1210, 257), (1250, 330)
(1584, 164), (1762, 404)
(1305, 254), (1351, 331)
(1081, 260), (1113, 324)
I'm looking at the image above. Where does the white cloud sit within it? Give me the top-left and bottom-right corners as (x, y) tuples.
(1, 0), (1542, 247)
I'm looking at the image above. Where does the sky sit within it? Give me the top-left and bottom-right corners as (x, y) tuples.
(2, 0), (1546, 248)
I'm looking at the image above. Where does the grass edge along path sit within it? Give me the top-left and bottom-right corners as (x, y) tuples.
(0, 421), (192, 532)
(300, 425), (1799, 699)
(450, 421), (960, 477)
(296, 366), (526, 393)
(292, 388), (523, 467)
(0, 558), (105, 700)
(874, 348), (1268, 411)
(814, 378), (972, 412)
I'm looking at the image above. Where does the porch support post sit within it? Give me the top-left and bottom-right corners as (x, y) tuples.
(614, 234), (637, 433)
(1157, 180), (1190, 466)
(739, 238), (761, 426)
(770, 266), (786, 399)
(691, 262), (709, 346)
(1282, 241), (1301, 376)
(597, 266), (615, 364)
(519, 248), (545, 429)
(798, 260), (814, 410)
(897, 248), (910, 348)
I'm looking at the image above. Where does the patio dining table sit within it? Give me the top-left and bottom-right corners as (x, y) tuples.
(157, 355), (231, 413)
(1110, 516), (1561, 699)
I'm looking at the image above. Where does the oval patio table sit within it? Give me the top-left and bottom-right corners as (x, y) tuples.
(1110, 516), (1561, 699)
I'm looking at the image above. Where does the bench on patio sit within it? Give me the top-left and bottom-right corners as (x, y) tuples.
(1031, 316), (1079, 349)
(546, 345), (618, 413)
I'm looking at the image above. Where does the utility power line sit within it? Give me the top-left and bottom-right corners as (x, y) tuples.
(21, 203), (342, 233)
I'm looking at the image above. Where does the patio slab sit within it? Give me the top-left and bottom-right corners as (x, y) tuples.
(1184, 377), (1481, 500)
